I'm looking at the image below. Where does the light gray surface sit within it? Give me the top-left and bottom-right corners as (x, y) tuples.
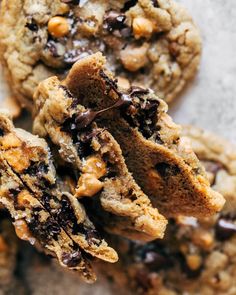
(0, 1), (236, 294)
(171, 0), (236, 143)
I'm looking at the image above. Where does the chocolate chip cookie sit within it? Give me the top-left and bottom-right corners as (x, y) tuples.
(0, 110), (118, 283)
(33, 72), (168, 242)
(0, 0), (201, 109)
(100, 126), (236, 295)
(49, 52), (224, 218)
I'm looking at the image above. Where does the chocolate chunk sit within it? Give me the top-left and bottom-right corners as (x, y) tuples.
(9, 188), (21, 200)
(135, 269), (152, 291)
(215, 218), (236, 241)
(120, 27), (132, 38)
(151, 0), (160, 8)
(61, 251), (82, 267)
(155, 162), (181, 177)
(61, 0), (80, 4)
(122, 0), (138, 12)
(58, 195), (77, 229)
(130, 86), (150, 97)
(103, 11), (127, 33)
(143, 251), (169, 270)
(26, 21), (38, 32)
(45, 40), (60, 58)
(0, 128), (4, 136)
(24, 162), (49, 176)
(29, 212), (61, 243)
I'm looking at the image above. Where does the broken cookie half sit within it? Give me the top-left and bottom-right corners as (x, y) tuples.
(33, 77), (167, 242)
(34, 52), (224, 219)
(0, 111), (118, 283)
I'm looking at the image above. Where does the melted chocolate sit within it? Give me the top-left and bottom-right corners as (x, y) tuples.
(74, 93), (132, 129)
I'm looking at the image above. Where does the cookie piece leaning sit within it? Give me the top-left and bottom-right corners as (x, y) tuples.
(0, 0), (201, 109)
(99, 127), (236, 295)
(33, 76), (167, 242)
(62, 52), (225, 218)
(0, 111), (118, 283)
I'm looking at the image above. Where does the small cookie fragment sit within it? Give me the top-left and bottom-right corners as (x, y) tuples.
(0, 111), (118, 283)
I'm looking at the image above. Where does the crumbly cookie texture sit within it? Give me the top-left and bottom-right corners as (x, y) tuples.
(0, 110), (118, 283)
(57, 52), (224, 218)
(0, 0), (201, 109)
(100, 126), (236, 295)
(33, 72), (167, 242)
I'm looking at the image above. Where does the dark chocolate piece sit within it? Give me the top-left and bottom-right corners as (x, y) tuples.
(215, 218), (236, 241)
(61, 251), (82, 267)
(103, 11), (127, 33)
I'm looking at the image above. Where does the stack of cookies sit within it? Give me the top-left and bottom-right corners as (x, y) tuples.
(0, 1), (234, 294)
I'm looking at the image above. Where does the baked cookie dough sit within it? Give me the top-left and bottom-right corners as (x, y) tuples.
(101, 126), (236, 295)
(33, 69), (167, 242)
(0, 110), (118, 283)
(44, 52), (223, 218)
(0, 0), (201, 109)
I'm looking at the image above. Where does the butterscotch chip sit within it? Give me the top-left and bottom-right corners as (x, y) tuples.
(76, 173), (104, 198)
(82, 156), (107, 179)
(132, 17), (154, 39)
(48, 16), (70, 38)
(14, 220), (34, 242)
(3, 149), (30, 172)
(17, 190), (35, 209)
(1, 133), (22, 149)
(186, 254), (202, 271)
